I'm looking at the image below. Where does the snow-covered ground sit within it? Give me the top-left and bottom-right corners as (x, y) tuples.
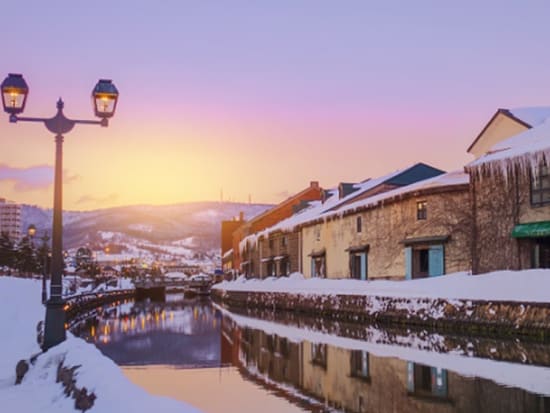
(0, 277), (201, 413)
(217, 305), (550, 396)
(213, 269), (550, 303)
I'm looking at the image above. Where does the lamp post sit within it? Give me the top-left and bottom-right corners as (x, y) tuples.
(2, 73), (119, 351)
(27, 224), (36, 277)
(41, 232), (50, 304)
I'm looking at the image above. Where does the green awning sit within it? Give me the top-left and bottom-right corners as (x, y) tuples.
(512, 221), (550, 238)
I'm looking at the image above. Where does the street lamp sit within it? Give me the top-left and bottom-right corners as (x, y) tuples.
(2, 73), (119, 351)
(27, 224), (37, 239)
(27, 225), (36, 278)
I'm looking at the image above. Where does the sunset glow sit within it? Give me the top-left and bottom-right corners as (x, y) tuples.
(2, 1), (550, 210)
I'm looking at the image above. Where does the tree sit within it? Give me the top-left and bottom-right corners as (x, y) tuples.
(0, 232), (15, 270)
(15, 236), (40, 276)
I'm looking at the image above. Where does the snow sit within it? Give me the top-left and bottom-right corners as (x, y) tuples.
(0, 276), (201, 413)
(508, 106), (550, 127)
(216, 304), (550, 396)
(236, 166), (416, 248)
(165, 271), (187, 279)
(128, 224), (153, 233)
(468, 117), (550, 175)
(327, 170), (468, 219)
(193, 209), (220, 221)
(214, 269), (550, 303)
(172, 237), (196, 248)
(237, 171), (467, 252)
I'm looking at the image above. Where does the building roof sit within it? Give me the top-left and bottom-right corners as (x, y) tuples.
(467, 107), (550, 154)
(467, 117), (550, 174)
(239, 163), (446, 244)
(328, 162), (444, 211)
(507, 107), (550, 128)
(240, 181), (322, 230)
(326, 170), (469, 219)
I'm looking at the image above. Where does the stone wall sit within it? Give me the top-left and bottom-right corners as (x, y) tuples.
(302, 186), (471, 279)
(471, 169), (549, 273)
(213, 289), (550, 338)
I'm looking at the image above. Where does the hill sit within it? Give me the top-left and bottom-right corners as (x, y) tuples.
(21, 202), (272, 252)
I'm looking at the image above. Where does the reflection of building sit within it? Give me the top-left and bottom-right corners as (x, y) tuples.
(303, 342), (550, 413)
(223, 318), (550, 413)
(0, 198), (21, 240)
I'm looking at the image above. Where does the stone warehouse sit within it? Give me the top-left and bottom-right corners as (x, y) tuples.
(300, 171), (470, 280)
(222, 106), (550, 278)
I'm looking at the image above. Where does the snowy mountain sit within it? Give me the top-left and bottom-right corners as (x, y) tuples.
(21, 202), (272, 252)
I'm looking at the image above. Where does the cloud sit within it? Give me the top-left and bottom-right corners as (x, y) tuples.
(0, 164), (53, 191)
(0, 164), (81, 192)
(76, 193), (119, 206)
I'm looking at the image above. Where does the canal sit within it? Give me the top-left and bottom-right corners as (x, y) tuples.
(71, 293), (550, 413)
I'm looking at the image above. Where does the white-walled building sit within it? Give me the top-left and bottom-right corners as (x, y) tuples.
(0, 198), (22, 241)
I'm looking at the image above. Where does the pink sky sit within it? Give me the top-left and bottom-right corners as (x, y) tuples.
(1, 1), (549, 210)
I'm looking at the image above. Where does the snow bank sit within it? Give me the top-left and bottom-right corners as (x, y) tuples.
(213, 269), (550, 303)
(0, 276), (201, 413)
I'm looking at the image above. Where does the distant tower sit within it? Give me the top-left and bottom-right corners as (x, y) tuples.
(220, 188), (223, 203)
(248, 194), (251, 204)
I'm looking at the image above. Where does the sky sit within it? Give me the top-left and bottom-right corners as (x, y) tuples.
(1, 0), (550, 210)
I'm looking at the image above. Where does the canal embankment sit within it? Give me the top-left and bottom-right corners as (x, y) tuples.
(212, 269), (550, 339)
(0, 276), (202, 413)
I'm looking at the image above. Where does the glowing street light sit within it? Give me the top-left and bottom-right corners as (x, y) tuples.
(1, 73), (29, 117)
(2, 72), (119, 351)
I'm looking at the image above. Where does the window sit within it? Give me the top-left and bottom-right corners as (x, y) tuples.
(281, 236), (287, 247)
(279, 258), (290, 276)
(266, 261), (275, 277)
(311, 343), (327, 368)
(350, 350), (369, 379)
(407, 362), (448, 398)
(531, 165), (550, 206)
(356, 216), (362, 233)
(311, 255), (326, 278)
(268, 238), (274, 249)
(532, 239), (550, 268)
(279, 337), (290, 357)
(417, 201), (427, 220)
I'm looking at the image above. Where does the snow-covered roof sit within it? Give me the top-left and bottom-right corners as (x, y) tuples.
(238, 171), (467, 251)
(326, 170), (469, 219)
(467, 118), (550, 174)
(508, 107), (550, 127)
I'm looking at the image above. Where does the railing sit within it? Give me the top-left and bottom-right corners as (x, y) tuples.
(64, 289), (134, 328)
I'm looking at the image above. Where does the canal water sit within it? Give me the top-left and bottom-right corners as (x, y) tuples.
(71, 294), (550, 413)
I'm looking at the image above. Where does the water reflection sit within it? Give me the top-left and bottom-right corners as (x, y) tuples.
(73, 294), (221, 367)
(73, 296), (550, 413)
(225, 317), (550, 413)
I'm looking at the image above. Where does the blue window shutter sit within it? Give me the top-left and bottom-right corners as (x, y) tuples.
(431, 367), (448, 397)
(311, 258), (315, 278)
(405, 247), (412, 280)
(407, 362), (414, 391)
(361, 253), (367, 281)
(428, 245), (444, 277)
